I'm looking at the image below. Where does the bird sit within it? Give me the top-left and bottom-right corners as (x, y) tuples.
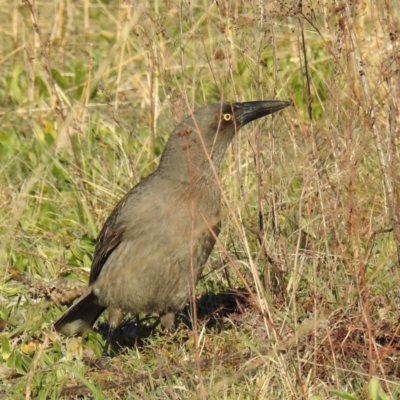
(54, 99), (290, 356)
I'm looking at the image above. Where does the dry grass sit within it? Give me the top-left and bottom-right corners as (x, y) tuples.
(1, 0), (400, 398)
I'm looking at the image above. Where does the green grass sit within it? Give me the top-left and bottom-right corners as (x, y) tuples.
(1, 0), (400, 398)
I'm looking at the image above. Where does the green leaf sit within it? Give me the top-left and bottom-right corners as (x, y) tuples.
(328, 390), (358, 400)
(368, 378), (390, 400)
(1, 335), (11, 360)
(66, 364), (104, 399)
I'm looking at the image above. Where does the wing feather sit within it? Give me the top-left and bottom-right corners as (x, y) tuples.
(89, 194), (129, 284)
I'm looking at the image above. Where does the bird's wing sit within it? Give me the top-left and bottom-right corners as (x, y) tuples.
(88, 193), (130, 284)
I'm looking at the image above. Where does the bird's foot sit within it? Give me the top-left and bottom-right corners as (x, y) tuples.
(93, 355), (118, 372)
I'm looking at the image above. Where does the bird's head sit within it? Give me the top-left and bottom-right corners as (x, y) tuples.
(158, 100), (290, 181)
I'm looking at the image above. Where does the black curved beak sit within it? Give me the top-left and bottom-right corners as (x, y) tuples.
(233, 100), (291, 127)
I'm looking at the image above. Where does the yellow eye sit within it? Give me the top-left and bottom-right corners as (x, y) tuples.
(223, 113), (232, 121)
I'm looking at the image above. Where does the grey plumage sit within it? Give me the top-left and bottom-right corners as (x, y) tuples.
(54, 100), (290, 355)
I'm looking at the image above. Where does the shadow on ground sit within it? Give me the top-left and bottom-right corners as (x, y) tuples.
(95, 288), (252, 355)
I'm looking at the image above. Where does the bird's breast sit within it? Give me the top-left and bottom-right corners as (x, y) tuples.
(94, 175), (221, 313)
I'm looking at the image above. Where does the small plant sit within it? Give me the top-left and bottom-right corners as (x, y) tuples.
(325, 377), (391, 400)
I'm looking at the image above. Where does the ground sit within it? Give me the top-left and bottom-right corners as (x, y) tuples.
(1, 0), (400, 399)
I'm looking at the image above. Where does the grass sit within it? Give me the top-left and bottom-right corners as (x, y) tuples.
(1, 0), (400, 398)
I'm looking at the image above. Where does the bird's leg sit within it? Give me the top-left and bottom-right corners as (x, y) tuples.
(101, 325), (116, 357)
(160, 311), (176, 332)
(101, 307), (123, 357)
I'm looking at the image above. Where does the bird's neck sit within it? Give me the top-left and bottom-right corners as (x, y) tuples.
(157, 145), (226, 185)
(156, 159), (220, 186)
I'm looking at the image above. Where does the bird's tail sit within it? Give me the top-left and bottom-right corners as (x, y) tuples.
(54, 291), (105, 336)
